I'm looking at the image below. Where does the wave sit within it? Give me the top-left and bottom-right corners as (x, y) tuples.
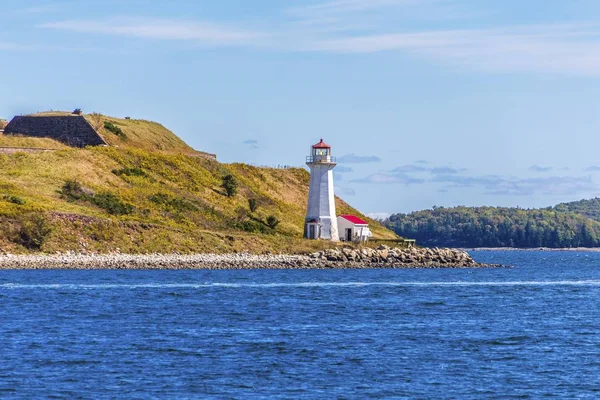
(1, 281), (600, 289)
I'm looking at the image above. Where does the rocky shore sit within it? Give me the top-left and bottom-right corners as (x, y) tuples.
(0, 246), (501, 269)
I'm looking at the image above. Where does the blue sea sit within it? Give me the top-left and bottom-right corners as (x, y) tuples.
(1, 251), (599, 399)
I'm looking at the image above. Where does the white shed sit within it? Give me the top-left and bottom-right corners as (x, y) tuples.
(337, 215), (373, 242)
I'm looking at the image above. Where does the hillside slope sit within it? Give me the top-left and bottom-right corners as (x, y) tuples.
(86, 114), (203, 154)
(386, 205), (600, 248)
(551, 198), (600, 222)
(12, 111), (203, 154)
(0, 121), (396, 254)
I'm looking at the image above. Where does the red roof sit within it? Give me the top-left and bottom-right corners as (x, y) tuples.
(339, 215), (368, 225)
(312, 139), (331, 149)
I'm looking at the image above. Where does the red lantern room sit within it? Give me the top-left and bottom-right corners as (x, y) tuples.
(307, 139), (335, 164)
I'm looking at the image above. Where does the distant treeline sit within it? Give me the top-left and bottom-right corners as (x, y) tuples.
(385, 198), (600, 248)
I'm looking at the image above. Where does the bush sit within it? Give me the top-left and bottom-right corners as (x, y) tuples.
(92, 193), (134, 215)
(222, 174), (238, 197)
(3, 195), (26, 205)
(112, 167), (147, 177)
(60, 180), (89, 201)
(149, 193), (198, 212)
(237, 220), (272, 234)
(104, 121), (126, 139)
(16, 214), (52, 250)
(248, 198), (258, 213)
(266, 215), (280, 229)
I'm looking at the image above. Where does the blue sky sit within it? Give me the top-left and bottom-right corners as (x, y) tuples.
(3, 0), (600, 216)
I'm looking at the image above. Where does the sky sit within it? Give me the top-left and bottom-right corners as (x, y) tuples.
(3, 0), (600, 217)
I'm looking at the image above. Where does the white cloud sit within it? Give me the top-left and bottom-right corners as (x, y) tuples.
(41, 18), (266, 45)
(287, 0), (419, 15)
(242, 139), (259, 149)
(15, 5), (63, 15)
(367, 212), (391, 220)
(529, 165), (553, 173)
(338, 154), (382, 163)
(0, 42), (21, 50)
(310, 24), (600, 75)
(336, 186), (356, 196)
(353, 173), (425, 184)
(35, 3), (600, 76)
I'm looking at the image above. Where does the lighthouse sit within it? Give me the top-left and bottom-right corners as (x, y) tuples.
(304, 139), (339, 241)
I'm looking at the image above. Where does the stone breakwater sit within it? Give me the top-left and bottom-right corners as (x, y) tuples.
(0, 246), (500, 269)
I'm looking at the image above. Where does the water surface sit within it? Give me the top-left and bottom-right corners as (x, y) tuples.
(1, 251), (599, 398)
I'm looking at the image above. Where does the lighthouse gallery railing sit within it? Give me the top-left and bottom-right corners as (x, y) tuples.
(306, 156), (337, 163)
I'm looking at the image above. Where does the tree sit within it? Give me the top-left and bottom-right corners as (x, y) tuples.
(221, 175), (238, 197)
(384, 204), (600, 249)
(248, 198), (258, 213)
(266, 215), (280, 229)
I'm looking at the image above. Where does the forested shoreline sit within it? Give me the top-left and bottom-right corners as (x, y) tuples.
(385, 199), (600, 248)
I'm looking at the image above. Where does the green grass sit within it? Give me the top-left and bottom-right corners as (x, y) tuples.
(0, 114), (397, 254)
(0, 135), (67, 149)
(86, 114), (200, 154)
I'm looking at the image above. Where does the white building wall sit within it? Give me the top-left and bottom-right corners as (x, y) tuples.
(337, 217), (354, 241)
(336, 216), (372, 242)
(306, 163), (338, 241)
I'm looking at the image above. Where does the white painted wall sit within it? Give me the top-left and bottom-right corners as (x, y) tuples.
(337, 217), (372, 242)
(306, 162), (338, 241)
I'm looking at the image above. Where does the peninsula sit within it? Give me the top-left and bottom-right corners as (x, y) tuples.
(0, 111), (393, 254)
(0, 111), (490, 268)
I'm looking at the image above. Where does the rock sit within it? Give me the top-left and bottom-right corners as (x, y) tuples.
(376, 249), (389, 260)
(0, 245), (501, 270)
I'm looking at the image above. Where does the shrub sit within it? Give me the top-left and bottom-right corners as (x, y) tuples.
(222, 174), (238, 197)
(112, 167), (147, 177)
(3, 195), (26, 205)
(237, 220), (272, 234)
(16, 214), (52, 250)
(248, 198), (258, 213)
(92, 193), (134, 215)
(104, 121), (126, 139)
(149, 193), (198, 212)
(87, 221), (116, 242)
(233, 207), (249, 224)
(60, 180), (89, 201)
(266, 215), (280, 229)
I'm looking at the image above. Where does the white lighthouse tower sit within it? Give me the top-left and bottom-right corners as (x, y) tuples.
(305, 139), (339, 241)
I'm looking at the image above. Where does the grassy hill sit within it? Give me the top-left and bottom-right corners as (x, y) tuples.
(0, 116), (396, 254)
(86, 114), (203, 154)
(0, 135), (68, 149)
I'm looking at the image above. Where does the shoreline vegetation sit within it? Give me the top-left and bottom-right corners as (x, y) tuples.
(0, 246), (502, 269)
(385, 199), (600, 249)
(466, 247), (600, 252)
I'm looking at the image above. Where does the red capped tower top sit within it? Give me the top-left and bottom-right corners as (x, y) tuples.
(312, 139), (331, 149)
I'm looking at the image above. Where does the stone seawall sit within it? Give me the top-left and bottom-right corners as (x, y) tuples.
(0, 246), (502, 269)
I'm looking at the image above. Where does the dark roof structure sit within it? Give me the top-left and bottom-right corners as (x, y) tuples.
(4, 115), (107, 148)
